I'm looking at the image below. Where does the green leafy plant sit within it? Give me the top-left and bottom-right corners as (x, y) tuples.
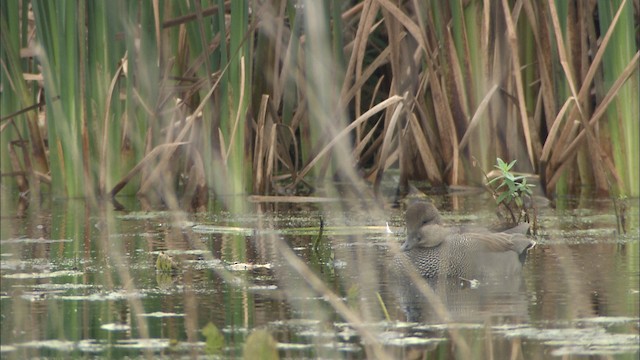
(486, 158), (535, 226)
(489, 158), (533, 206)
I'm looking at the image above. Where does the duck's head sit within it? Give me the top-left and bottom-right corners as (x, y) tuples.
(401, 202), (445, 251)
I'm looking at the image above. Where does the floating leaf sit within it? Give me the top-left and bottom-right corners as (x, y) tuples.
(202, 322), (224, 356)
(155, 252), (178, 273)
(243, 329), (279, 360)
(346, 284), (360, 310)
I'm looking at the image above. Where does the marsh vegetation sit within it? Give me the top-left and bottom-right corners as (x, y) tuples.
(1, 1), (638, 205)
(1, 1), (639, 359)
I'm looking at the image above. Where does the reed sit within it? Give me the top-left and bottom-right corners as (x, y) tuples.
(1, 1), (638, 202)
(1, 1), (49, 194)
(598, 0), (639, 197)
(225, 0), (250, 202)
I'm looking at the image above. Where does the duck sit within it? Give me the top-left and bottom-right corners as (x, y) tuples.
(396, 201), (535, 280)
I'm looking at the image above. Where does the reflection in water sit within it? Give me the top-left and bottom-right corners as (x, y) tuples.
(527, 242), (638, 321)
(390, 275), (531, 324)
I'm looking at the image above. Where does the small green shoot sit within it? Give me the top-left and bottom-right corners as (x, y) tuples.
(485, 158), (536, 226)
(376, 292), (391, 322)
(312, 216), (325, 252)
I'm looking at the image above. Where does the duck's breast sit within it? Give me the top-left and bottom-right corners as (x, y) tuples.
(405, 247), (442, 278)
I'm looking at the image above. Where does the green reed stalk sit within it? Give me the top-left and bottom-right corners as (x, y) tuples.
(49, 0), (111, 199)
(88, 1), (126, 195)
(226, 0), (250, 203)
(190, 0), (230, 204)
(1, 1), (49, 189)
(122, 0), (159, 197)
(330, 0), (345, 85)
(519, 11), (538, 152)
(179, 0), (216, 203)
(597, 0), (639, 197)
(303, 2), (347, 180)
(304, 3), (329, 180)
(282, 3), (303, 155)
(138, 0), (160, 144)
(549, 0), (572, 196)
(455, 1), (491, 180)
(31, 1), (86, 197)
(465, 1), (492, 178)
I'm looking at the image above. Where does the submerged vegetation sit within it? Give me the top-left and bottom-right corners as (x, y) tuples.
(1, 1), (638, 209)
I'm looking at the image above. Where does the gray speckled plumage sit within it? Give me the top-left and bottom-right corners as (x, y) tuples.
(394, 201), (535, 280)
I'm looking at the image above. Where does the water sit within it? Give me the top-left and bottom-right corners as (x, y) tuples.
(0, 195), (638, 359)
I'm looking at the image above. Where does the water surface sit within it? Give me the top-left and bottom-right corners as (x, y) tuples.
(1, 195), (638, 359)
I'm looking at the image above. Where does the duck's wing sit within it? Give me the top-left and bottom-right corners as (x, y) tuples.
(466, 233), (535, 255)
(501, 223), (531, 235)
(458, 222), (530, 235)
(465, 233), (514, 251)
(510, 234), (536, 254)
(456, 224), (492, 234)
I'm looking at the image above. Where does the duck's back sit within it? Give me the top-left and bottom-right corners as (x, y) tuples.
(395, 233), (532, 280)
